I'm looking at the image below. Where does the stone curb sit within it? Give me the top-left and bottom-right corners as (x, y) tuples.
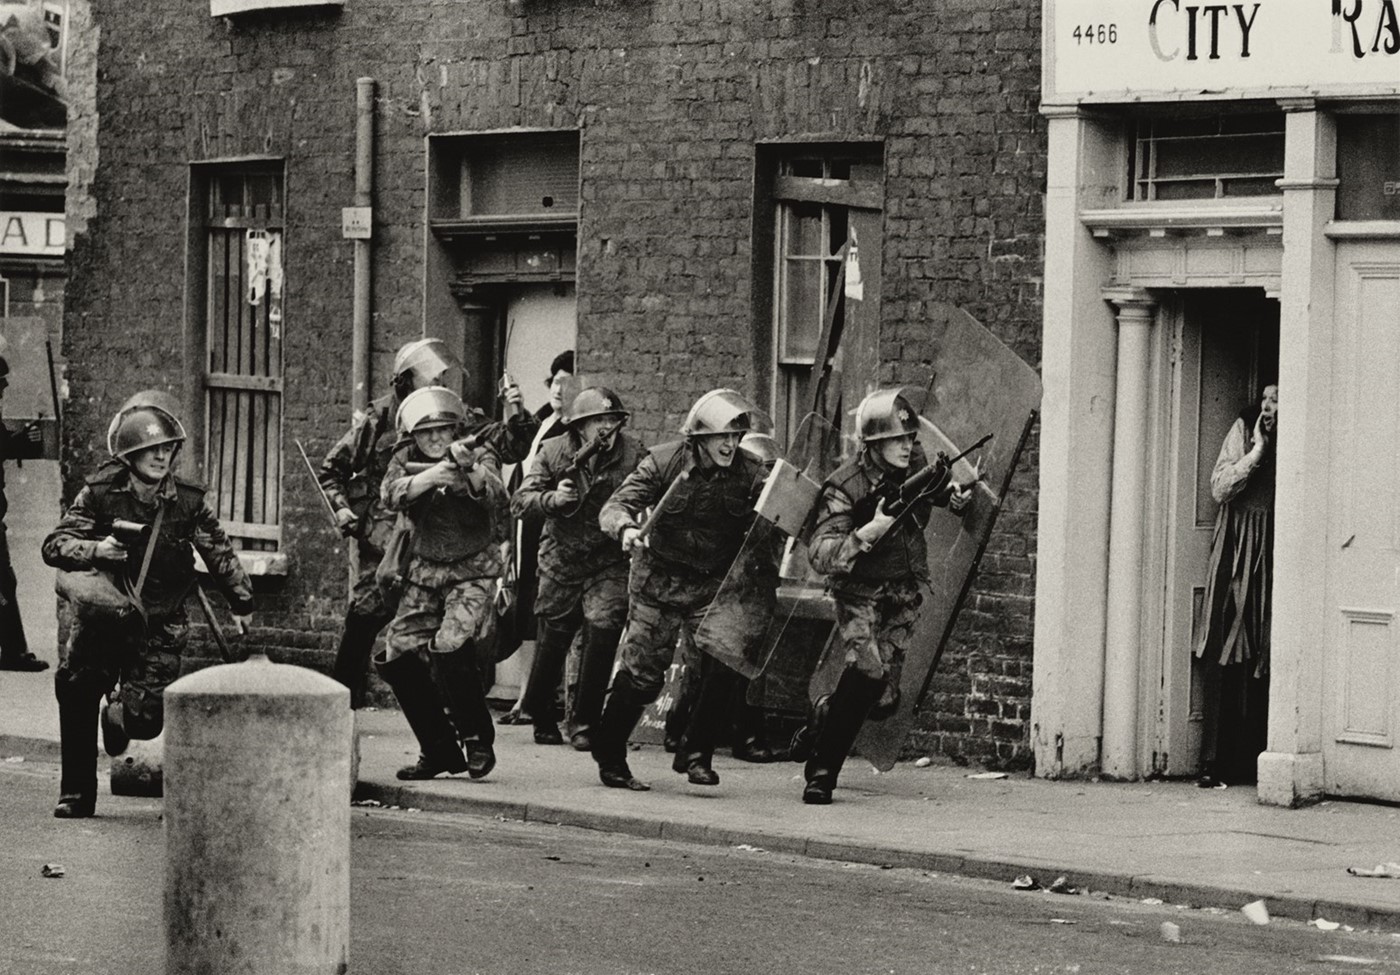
(351, 779), (1400, 930)
(0, 733), (61, 763)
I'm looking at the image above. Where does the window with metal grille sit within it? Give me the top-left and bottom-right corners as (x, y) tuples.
(198, 164), (284, 552)
(1127, 113), (1285, 202)
(764, 147), (883, 449)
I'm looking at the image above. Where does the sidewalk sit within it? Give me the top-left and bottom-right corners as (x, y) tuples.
(6, 668), (1400, 931)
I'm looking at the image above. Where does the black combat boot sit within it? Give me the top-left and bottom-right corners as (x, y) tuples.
(591, 672), (652, 791)
(53, 670), (101, 818)
(673, 659), (736, 786)
(428, 643), (496, 779)
(730, 675), (776, 763)
(374, 651), (468, 780)
(803, 670), (884, 805)
(331, 610), (387, 708)
(570, 624), (622, 751)
(522, 618), (573, 746)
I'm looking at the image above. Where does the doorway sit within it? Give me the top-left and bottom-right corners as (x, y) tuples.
(1155, 289), (1278, 780)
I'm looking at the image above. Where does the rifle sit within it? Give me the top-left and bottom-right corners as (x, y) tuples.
(293, 439), (345, 531)
(850, 433), (993, 528)
(402, 436), (483, 477)
(552, 418), (624, 516)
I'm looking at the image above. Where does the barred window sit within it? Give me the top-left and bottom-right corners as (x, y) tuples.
(194, 163), (285, 552)
(1128, 113), (1285, 202)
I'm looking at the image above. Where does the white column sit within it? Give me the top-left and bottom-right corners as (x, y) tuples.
(1031, 109), (1121, 779)
(1258, 103), (1335, 807)
(1100, 288), (1156, 779)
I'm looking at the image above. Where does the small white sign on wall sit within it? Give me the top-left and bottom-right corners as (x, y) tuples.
(341, 207), (372, 241)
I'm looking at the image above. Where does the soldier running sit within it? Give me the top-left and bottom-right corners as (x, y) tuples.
(319, 338), (531, 706)
(43, 391), (254, 818)
(510, 386), (645, 750)
(797, 388), (972, 805)
(592, 389), (768, 791)
(375, 386), (510, 780)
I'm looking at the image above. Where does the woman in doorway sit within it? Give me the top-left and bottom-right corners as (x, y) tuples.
(1196, 383), (1277, 788)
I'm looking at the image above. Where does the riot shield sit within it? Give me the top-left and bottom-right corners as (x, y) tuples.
(805, 304), (1042, 771)
(690, 414), (839, 680)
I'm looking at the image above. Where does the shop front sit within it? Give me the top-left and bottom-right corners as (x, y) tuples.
(1032, 0), (1400, 804)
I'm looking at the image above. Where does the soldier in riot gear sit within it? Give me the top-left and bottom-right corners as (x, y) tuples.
(319, 338), (531, 707)
(42, 392), (254, 818)
(797, 388), (973, 805)
(510, 386), (645, 749)
(593, 389), (768, 791)
(375, 386), (510, 780)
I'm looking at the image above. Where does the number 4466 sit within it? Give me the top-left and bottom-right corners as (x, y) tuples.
(1073, 23), (1118, 43)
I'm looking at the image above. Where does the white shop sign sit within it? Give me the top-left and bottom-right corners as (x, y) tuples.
(0, 212), (64, 257)
(1045, 0), (1400, 104)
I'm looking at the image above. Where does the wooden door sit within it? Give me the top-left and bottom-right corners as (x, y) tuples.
(1324, 242), (1400, 800)
(1156, 292), (1275, 776)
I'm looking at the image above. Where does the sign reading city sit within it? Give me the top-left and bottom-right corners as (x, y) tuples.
(0, 212), (64, 257)
(1045, 0), (1400, 104)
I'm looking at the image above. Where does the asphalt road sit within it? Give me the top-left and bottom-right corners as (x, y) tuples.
(4, 762), (1400, 975)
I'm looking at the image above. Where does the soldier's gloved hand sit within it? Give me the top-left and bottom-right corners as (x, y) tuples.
(447, 440), (479, 470)
(417, 461), (458, 490)
(620, 525), (647, 553)
(94, 536), (128, 564)
(948, 483), (974, 514)
(334, 507), (359, 537)
(855, 498), (895, 549)
(549, 478), (580, 510)
(232, 614), (252, 635)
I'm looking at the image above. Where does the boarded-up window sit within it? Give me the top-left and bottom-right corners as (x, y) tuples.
(200, 166), (284, 552)
(763, 147), (883, 450)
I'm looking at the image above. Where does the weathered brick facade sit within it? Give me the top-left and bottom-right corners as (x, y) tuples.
(66, 0), (1045, 768)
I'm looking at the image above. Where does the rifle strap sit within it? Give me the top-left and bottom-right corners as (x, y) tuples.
(132, 502), (165, 612)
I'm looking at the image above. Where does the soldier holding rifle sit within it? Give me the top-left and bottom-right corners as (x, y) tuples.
(797, 388), (975, 805)
(510, 386), (644, 750)
(317, 338), (530, 706)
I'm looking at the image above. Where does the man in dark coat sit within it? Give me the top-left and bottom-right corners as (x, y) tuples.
(0, 354), (47, 672)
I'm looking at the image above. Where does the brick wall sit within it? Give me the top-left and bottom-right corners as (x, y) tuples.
(68, 0), (1046, 766)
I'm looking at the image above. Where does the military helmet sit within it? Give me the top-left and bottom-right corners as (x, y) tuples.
(108, 405), (187, 462)
(563, 386), (629, 427)
(681, 389), (754, 437)
(391, 338), (457, 391)
(856, 388), (920, 443)
(396, 385), (466, 436)
(739, 431), (781, 465)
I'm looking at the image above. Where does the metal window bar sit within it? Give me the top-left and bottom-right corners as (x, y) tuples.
(203, 171), (284, 551)
(1131, 116), (1285, 202)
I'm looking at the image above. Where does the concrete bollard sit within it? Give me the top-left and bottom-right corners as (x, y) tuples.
(164, 655), (351, 975)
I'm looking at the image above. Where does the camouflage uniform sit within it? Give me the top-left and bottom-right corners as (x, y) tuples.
(320, 394), (532, 704)
(592, 439), (767, 781)
(377, 440), (509, 772)
(800, 442), (955, 802)
(42, 462), (254, 808)
(510, 428), (645, 741)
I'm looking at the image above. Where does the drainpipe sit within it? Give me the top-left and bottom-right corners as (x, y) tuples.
(352, 77), (375, 412)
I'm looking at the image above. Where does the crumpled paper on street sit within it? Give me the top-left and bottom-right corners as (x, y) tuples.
(1347, 861), (1400, 878)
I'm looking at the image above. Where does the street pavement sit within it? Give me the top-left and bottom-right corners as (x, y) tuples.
(8, 766), (1400, 975)
(6, 659), (1400, 934)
